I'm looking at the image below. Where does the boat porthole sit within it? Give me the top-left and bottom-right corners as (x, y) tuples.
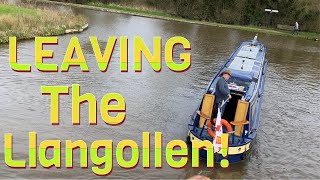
(238, 148), (241, 151)
(192, 137), (194, 140)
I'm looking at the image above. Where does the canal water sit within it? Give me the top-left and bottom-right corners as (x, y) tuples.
(0, 3), (319, 179)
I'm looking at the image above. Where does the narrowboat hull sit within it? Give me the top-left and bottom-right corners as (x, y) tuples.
(186, 130), (253, 163)
(187, 35), (267, 164)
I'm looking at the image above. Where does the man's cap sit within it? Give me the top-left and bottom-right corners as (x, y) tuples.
(221, 69), (231, 76)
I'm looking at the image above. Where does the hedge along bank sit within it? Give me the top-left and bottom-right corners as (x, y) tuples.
(9, 36), (191, 72)
(4, 35), (227, 175)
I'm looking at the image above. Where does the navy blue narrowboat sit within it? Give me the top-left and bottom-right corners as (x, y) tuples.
(187, 35), (267, 163)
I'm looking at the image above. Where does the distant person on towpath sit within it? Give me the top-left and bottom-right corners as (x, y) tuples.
(293, 22), (299, 34)
(211, 70), (232, 120)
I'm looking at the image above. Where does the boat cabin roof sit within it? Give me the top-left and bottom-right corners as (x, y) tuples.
(225, 41), (265, 81)
(208, 39), (266, 100)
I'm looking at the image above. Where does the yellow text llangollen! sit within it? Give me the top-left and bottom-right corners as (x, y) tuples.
(4, 132), (215, 175)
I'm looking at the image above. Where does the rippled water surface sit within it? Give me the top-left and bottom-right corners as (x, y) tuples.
(0, 4), (319, 179)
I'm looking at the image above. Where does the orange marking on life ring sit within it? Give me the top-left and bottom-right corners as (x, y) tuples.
(207, 118), (232, 138)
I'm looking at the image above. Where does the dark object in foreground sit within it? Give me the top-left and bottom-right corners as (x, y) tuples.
(188, 175), (210, 180)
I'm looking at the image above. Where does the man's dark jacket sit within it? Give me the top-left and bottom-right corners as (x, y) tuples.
(214, 77), (230, 104)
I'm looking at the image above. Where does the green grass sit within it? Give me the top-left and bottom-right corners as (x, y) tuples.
(0, 3), (87, 44)
(87, 2), (172, 18)
(294, 31), (319, 39)
(0, 4), (38, 16)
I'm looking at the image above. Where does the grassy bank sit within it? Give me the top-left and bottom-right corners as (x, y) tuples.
(86, 2), (319, 40)
(44, 0), (318, 41)
(0, 2), (88, 43)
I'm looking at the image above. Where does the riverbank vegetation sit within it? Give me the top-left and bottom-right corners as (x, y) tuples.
(50, 0), (319, 40)
(0, 1), (87, 43)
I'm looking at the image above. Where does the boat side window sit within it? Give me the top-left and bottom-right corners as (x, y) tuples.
(252, 77), (258, 83)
